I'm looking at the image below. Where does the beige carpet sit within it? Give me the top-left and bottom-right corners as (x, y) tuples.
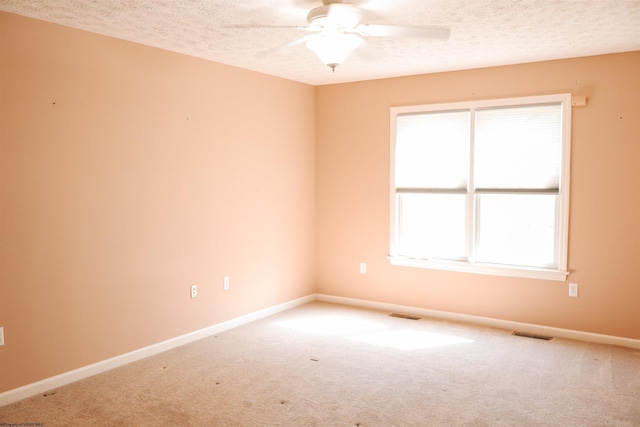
(1, 301), (639, 426)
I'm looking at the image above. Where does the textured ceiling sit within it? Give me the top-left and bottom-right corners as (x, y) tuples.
(2, 0), (640, 86)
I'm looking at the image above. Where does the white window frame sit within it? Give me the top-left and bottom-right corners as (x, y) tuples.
(389, 94), (571, 281)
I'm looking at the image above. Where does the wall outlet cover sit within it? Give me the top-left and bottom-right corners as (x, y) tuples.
(569, 282), (579, 297)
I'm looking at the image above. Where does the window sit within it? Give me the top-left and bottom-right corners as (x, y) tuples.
(390, 94), (571, 281)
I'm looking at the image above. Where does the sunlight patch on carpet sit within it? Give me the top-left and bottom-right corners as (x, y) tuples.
(274, 315), (473, 350)
(274, 315), (386, 336)
(346, 329), (474, 350)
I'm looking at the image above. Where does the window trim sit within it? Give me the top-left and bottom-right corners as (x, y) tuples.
(389, 94), (572, 281)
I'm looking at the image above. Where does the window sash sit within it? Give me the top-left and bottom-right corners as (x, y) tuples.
(475, 192), (559, 269)
(396, 192), (467, 261)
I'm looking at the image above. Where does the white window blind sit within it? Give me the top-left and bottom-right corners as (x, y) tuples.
(475, 104), (562, 190)
(395, 110), (469, 190)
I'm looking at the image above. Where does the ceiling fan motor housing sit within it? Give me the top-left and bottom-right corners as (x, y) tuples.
(307, 3), (361, 28)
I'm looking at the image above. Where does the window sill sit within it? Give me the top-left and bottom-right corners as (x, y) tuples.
(388, 256), (569, 281)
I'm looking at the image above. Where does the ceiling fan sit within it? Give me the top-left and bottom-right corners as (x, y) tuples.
(258, 0), (451, 72)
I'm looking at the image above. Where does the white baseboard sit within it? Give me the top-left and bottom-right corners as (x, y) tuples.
(3, 292), (638, 408)
(316, 294), (640, 350)
(0, 294), (315, 408)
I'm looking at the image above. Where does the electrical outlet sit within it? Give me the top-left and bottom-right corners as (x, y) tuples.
(569, 282), (579, 297)
(223, 276), (230, 291)
(191, 285), (197, 299)
(0, 327), (4, 346)
(359, 262), (367, 274)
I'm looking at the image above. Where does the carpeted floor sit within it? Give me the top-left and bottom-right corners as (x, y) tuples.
(1, 301), (639, 426)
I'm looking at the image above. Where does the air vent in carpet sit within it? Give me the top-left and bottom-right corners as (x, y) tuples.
(388, 313), (421, 320)
(512, 331), (553, 341)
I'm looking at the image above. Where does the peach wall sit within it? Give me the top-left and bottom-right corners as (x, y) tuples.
(1, 8), (639, 398)
(316, 52), (640, 340)
(0, 12), (316, 393)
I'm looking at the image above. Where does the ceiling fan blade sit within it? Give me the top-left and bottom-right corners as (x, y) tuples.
(357, 24), (451, 40)
(224, 24), (301, 30)
(352, 39), (379, 62)
(257, 35), (314, 57)
(224, 24), (323, 34)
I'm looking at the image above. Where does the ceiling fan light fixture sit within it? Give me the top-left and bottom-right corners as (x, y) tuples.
(306, 31), (361, 72)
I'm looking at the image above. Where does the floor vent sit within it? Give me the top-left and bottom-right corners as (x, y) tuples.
(512, 331), (553, 341)
(388, 313), (421, 321)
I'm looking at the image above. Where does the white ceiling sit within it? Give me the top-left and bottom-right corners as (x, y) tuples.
(2, 0), (640, 86)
